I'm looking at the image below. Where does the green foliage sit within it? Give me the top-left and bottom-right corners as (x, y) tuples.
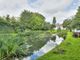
(0, 34), (27, 60)
(0, 19), (15, 33)
(0, 10), (52, 60)
(0, 31), (51, 60)
(0, 10), (52, 32)
(26, 13), (45, 30)
(20, 10), (32, 21)
(57, 30), (67, 39)
(62, 7), (80, 30)
(20, 10), (51, 30)
(63, 19), (72, 28)
(42, 22), (52, 30)
(48, 29), (57, 34)
(0, 16), (20, 33)
(70, 6), (80, 30)
(63, 19), (72, 31)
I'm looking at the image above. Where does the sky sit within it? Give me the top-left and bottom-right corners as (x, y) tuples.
(0, 0), (80, 23)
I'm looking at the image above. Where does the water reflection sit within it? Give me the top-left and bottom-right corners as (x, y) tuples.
(22, 35), (64, 60)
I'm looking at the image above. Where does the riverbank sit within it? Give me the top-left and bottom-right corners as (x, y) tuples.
(37, 32), (80, 60)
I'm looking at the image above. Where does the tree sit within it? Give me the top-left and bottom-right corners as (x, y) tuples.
(42, 22), (52, 30)
(51, 17), (56, 29)
(6, 14), (10, 22)
(10, 16), (18, 32)
(20, 10), (33, 30)
(63, 19), (72, 31)
(20, 10), (49, 30)
(71, 6), (80, 30)
(63, 19), (72, 28)
(20, 10), (32, 20)
(27, 13), (45, 30)
(53, 17), (56, 25)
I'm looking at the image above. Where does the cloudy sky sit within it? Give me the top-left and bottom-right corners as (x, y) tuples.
(0, 0), (80, 23)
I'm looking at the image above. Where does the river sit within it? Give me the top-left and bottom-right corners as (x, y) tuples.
(20, 35), (64, 60)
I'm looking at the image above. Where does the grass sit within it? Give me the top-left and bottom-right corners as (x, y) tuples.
(37, 32), (80, 60)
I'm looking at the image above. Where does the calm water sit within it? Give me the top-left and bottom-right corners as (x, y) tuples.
(15, 35), (63, 60)
(22, 35), (64, 60)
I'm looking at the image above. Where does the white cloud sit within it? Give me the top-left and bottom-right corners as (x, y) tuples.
(0, 0), (79, 23)
(29, 0), (79, 23)
(44, 9), (77, 24)
(30, 0), (73, 14)
(55, 9), (77, 24)
(0, 0), (30, 16)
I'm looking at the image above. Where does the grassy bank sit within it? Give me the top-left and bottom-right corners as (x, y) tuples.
(37, 32), (80, 60)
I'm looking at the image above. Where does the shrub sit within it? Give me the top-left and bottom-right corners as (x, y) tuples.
(57, 30), (67, 39)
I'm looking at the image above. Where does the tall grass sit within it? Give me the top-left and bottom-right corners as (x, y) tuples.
(0, 34), (27, 60)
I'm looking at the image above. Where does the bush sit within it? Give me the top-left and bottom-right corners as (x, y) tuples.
(57, 30), (67, 39)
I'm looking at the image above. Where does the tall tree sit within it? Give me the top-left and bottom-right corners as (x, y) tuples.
(26, 13), (45, 30)
(51, 17), (56, 29)
(20, 10), (32, 28)
(6, 14), (10, 22)
(63, 19), (72, 31)
(53, 17), (56, 25)
(71, 6), (80, 30)
(20, 10), (48, 30)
